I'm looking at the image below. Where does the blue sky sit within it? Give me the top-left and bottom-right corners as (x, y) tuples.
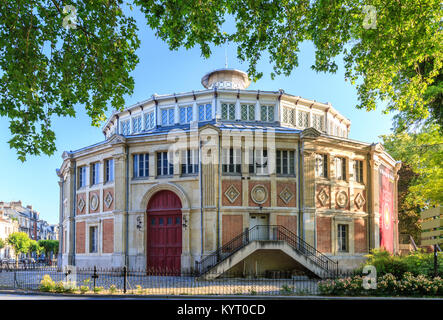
(0, 8), (394, 224)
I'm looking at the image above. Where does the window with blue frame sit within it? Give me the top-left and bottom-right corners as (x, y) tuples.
(91, 162), (100, 185)
(132, 116), (142, 133)
(105, 159), (114, 182)
(179, 106), (193, 124)
(157, 152), (173, 176)
(133, 154), (149, 178)
(120, 119), (130, 135)
(144, 111), (155, 130)
(221, 103), (236, 120)
(78, 166), (87, 189)
(260, 105), (275, 122)
(181, 149), (199, 175)
(198, 104), (212, 121)
(161, 108), (175, 126)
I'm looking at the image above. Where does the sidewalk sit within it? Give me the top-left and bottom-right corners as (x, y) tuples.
(1, 288), (442, 300)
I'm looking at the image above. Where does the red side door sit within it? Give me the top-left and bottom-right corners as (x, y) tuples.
(147, 190), (182, 273)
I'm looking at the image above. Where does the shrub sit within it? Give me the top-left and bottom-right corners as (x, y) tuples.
(79, 285), (89, 294)
(359, 248), (443, 278)
(39, 275), (55, 292)
(109, 285), (117, 294)
(280, 284), (293, 295)
(319, 273), (443, 297)
(136, 285), (145, 295)
(93, 286), (104, 294)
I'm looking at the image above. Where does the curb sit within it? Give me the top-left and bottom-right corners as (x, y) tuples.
(1, 289), (442, 300)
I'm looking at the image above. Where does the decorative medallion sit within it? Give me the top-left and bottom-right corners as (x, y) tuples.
(77, 197), (85, 212)
(317, 188), (329, 207)
(251, 185), (268, 205)
(336, 190), (349, 208)
(225, 185), (240, 204)
(136, 216), (144, 231)
(279, 187), (294, 204)
(90, 194), (99, 211)
(104, 192), (114, 209)
(354, 192), (366, 210)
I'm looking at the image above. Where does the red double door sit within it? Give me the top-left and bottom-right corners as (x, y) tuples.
(146, 190), (182, 273)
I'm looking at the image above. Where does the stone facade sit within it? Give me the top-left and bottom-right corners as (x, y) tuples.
(57, 69), (400, 272)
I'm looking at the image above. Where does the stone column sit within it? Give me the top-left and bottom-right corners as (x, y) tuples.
(64, 163), (76, 266)
(112, 144), (128, 267)
(369, 156), (381, 250)
(302, 148), (316, 247)
(57, 177), (64, 267)
(393, 162), (402, 254)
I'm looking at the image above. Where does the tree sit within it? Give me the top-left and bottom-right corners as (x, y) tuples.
(0, 238), (5, 250)
(135, 0), (442, 130)
(381, 124), (443, 206)
(1, 1), (441, 160)
(7, 232), (31, 267)
(29, 240), (43, 259)
(0, 1), (140, 161)
(396, 164), (422, 243)
(38, 239), (59, 262)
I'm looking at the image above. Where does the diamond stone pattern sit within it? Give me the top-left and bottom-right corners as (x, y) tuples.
(279, 187), (294, 204)
(317, 188), (329, 207)
(225, 185), (240, 204)
(354, 192), (366, 210)
(78, 197), (85, 212)
(104, 192), (113, 209)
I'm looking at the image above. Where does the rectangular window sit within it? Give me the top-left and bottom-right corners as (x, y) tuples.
(249, 149), (268, 175)
(241, 104), (255, 121)
(298, 111), (309, 128)
(179, 106), (193, 124)
(282, 106), (295, 125)
(198, 103), (212, 121)
(221, 103), (236, 120)
(354, 160), (364, 183)
(260, 105), (274, 122)
(105, 159), (114, 182)
(335, 157), (347, 180)
(157, 152), (173, 176)
(276, 150), (295, 175)
(181, 149), (199, 175)
(89, 226), (98, 253)
(312, 114), (325, 131)
(132, 116), (142, 133)
(222, 148), (241, 174)
(91, 162), (100, 185)
(133, 154), (149, 178)
(161, 108), (175, 126)
(315, 154), (328, 178)
(337, 224), (348, 252)
(144, 111), (155, 130)
(120, 119), (130, 135)
(78, 166), (87, 188)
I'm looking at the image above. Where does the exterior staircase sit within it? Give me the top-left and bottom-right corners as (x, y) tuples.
(195, 225), (338, 279)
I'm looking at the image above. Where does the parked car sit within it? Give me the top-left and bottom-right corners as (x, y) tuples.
(19, 258), (35, 264)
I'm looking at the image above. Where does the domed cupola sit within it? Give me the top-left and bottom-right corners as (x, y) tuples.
(201, 68), (251, 90)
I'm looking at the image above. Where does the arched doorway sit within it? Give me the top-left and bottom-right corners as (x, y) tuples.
(146, 190), (182, 273)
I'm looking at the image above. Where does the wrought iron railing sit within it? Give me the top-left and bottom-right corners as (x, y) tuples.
(195, 225), (338, 276)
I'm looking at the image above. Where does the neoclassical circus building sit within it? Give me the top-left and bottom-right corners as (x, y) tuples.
(57, 68), (400, 276)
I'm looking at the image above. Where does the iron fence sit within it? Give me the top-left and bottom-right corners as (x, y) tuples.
(0, 264), (362, 296)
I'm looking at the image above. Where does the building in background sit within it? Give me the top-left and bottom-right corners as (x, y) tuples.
(0, 208), (19, 259)
(57, 69), (400, 276)
(0, 201), (57, 243)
